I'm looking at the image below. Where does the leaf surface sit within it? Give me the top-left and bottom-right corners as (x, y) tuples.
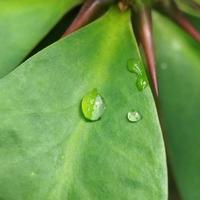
(153, 11), (200, 200)
(0, 0), (80, 78)
(0, 8), (167, 200)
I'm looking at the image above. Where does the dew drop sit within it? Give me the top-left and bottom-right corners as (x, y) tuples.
(127, 59), (142, 75)
(127, 58), (148, 91)
(136, 76), (148, 91)
(81, 88), (105, 121)
(127, 111), (142, 123)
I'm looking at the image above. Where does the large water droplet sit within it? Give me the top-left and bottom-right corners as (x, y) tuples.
(81, 88), (105, 121)
(127, 111), (142, 123)
(127, 58), (148, 91)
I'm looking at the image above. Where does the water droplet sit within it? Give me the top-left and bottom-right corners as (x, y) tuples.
(127, 59), (148, 91)
(127, 111), (142, 122)
(127, 59), (142, 75)
(81, 88), (105, 121)
(136, 76), (148, 91)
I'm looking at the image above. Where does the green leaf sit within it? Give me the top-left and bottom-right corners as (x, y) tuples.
(153, 11), (200, 199)
(0, 8), (167, 200)
(0, 0), (81, 78)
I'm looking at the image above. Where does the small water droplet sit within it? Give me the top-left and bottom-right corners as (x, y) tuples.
(127, 59), (148, 91)
(127, 111), (142, 122)
(81, 88), (106, 121)
(127, 59), (142, 75)
(136, 76), (148, 91)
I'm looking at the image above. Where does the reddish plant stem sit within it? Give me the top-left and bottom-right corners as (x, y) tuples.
(137, 6), (158, 97)
(167, 8), (200, 43)
(63, 0), (114, 37)
(118, 0), (129, 11)
(134, 4), (183, 199)
(156, 0), (200, 43)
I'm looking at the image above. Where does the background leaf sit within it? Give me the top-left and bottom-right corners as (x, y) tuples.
(153, 11), (200, 200)
(0, 0), (81, 78)
(0, 8), (167, 200)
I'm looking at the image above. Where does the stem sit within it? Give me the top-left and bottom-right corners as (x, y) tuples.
(118, 0), (129, 11)
(156, 2), (200, 43)
(63, 0), (114, 37)
(135, 4), (183, 198)
(135, 6), (158, 97)
(168, 9), (200, 43)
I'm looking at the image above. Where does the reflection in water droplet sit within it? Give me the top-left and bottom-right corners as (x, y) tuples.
(127, 111), (142, 123)
(127, 58), (148, 91)
(81, 88), (106, 121)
